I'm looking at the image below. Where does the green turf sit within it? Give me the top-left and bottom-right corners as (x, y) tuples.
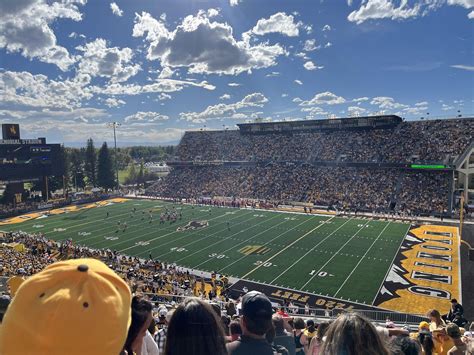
(0, 199), (410, 305)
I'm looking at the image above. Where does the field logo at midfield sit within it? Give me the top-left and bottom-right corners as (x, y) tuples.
(238, 245), (271, 256)
(374, 225), (460, 315)
(177, 220), (208, 232)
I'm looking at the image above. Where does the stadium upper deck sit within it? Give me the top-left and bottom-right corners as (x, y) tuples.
(174, 116), (474, 165)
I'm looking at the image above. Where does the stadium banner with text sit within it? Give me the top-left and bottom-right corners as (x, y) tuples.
(373, 224), (461, 315)
(230, 280), (381, 312)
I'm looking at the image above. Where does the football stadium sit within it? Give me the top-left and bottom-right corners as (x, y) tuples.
(1, 1), (473, 354)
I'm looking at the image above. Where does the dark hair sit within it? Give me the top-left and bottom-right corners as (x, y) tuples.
(272, 314), (285, 334)
(320, 313), (390, 355)
(451, 299), (458, 303)
(221, 315), (231, 335)
(418, 331), (434, 355)
(123, 296), (153, 355)
(229, 320), (242, 336)
(164, 298), (227, 355)
(243, 315), (272, 336)
(293, 318), (305, 330)
(306, 319), (315, 333)
(315, 321), (330, 341)
(390, 335), (422, 355)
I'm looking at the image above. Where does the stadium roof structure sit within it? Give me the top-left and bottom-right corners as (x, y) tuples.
(237, 115), (402, 134)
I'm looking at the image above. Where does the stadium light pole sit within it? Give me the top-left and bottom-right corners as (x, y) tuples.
(107, 122), (121, 191)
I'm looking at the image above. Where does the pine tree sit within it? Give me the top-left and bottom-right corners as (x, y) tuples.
(84, 138), (97, 187)
(127, 163), (137, 185)
(137, 160), (145, 186)
(97, 142), (116, 191)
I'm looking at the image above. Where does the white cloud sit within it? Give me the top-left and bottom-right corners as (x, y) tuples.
(219, 94), (231, 100)
(110, 2), (123, 17)
(281, 93), (288, 97)
(0, 0), (84, 71)
(324, 42), (332, 48)
(370, 96), (408, 110)
(303, 39), (318, 52)
(251, 12), (301, 37)
(304, 61), (323, 71)
(322, 24), (332, 31)
(228, 82), (241, 87)
(447, 0), (474, 8)
(347, 106), (367, 116)
(293, 97), (302, 103)
(294, 79), (303, 85)
(0, 70), (93, 110)
(265, 71), (280, 77)
(442, 103), (455, 111)
(348, 0), (422, 24)
(104, 97), (126, 108)
(158, 67), (174, 79)
(415, 101), (429, 106)
(300, 91), (346, 106)
(229, 0), (242, 6)
(158, 93), (172, 101)
(76, 38), (141, 83)
(353, 97), (369, 102)
(469, 10), (474, 18)
(124, 111), (169, 123)
(451, 64), (474, 71)
(133, 11), (286, 75)
(301, 106), (329, 117)
(304, 24), (313, 34)
(180, 92), (268, 122)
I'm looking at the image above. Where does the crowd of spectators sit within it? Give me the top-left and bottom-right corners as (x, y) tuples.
(0, 254), (472, 354)
(147, 165), (451, 215)
(176, 118), (474, 164)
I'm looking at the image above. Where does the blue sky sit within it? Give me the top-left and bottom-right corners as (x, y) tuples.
(0, 0), (473, 145)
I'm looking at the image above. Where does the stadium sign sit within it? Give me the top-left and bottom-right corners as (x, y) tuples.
(0, 139), (44, 145)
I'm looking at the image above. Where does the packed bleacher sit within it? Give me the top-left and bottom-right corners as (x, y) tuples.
(0, 232), (472, 355)
(175, 118), (474, 164)
(145, 117), (473, 217)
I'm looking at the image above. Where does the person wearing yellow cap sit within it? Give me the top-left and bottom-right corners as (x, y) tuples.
(0, 258), (132, 355)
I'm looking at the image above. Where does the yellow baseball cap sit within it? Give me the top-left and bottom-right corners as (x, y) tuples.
(419, 321), (430, 330)
(0, 258), (131, 355)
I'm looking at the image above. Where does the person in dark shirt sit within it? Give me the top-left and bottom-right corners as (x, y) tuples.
(443, 299), (466, 327)
(227, 291), (274, 355)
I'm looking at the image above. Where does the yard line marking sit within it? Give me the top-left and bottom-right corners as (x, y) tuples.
(139, 210), (263, 256)
(194, 216), (321, 270)
(332, 221), (391, 298)
(300, 219), (371, 290)
(370, 223), (411, 305)
(269, 217), (354, 284)
(240, 216), (337, 279)
(174, 213), (295, 265)
(117, 209), (251, 253)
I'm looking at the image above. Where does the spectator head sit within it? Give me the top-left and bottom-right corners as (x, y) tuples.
(390, 336), (422, 355)
(209, 302), (221, 317)
(320, 312), (390, 355)
(240, 291), (273, 337)
(221, 315), (231, 335)
(0, 294), (11, 323)
(294, 317), (306, 330)
(418, 321), (430, 331)
(306, 319), (316, 333)
(272, 314), (285, 334)
(123, 295), (153, 355)
(0, 258), (131, 355)
(426, 309), (442, 326)
(316, 321), (330, 341)
(229, 320), (242, 338)
(450, 299), (458, 305)
(417, 330), (434, 355)
(446, 323), (462, 339)
(165, 298), (227, 355)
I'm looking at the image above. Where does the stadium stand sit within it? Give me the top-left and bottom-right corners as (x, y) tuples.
(147, 117), (473, 216)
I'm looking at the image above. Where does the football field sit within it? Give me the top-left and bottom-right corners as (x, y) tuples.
(0, 198), (411, 305)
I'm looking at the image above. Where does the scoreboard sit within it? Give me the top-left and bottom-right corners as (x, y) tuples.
(0, 124), (63, 182)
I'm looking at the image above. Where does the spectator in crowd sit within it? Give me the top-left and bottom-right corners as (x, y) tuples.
(427, 309), (446, 331)
(121, 295), (158, 355)
(446, 323), (468, 355)
(308, 321), (330, 355)
(320, 312), (390, 355)
(155, 307), (173, 354)
(412, 321), (435, 355)
(227, 291), (274, 355)
(164, 298), (227, 355)
(293, 317), (308, 354)
(266, 321), (290, 355)
(228, 320), (243, 342)
(390, 336), (422, 355)
(0, 258), (132, 355)
(273, 314), (296, 355)
(304, 319), (317, 353)
(0, 294), (11, 323)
